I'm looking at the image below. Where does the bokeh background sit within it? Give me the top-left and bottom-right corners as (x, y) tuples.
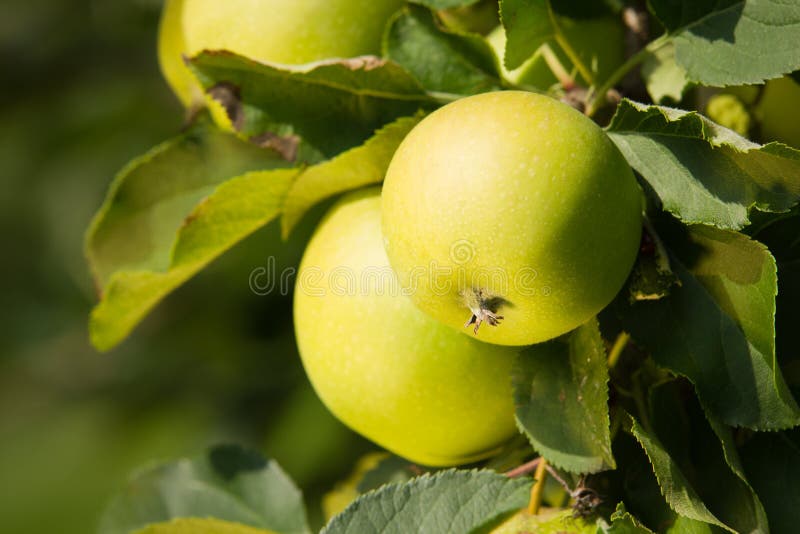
(0, 1), (372, 532)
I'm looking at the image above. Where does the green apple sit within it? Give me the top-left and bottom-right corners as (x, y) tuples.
(182, 0), (403, 64)
(294, 188), (520, 467)
(158, 0), (403, 116)
(755, 76), (800, 147)
(488, 17), (624, 89)
(704, 94), (752, 137)
(381, 91), (642, 346)
(158, 0), (204, 108)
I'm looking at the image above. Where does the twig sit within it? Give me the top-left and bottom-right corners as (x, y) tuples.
(585, 34), (669, 116)
(504, 457), (541, 478)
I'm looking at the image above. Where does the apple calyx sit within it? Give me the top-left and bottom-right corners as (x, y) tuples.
(463, 288), (505, 334)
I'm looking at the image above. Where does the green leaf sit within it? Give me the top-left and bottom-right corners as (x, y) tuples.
(600, 503), (655, 533)
(704, 418), (769, 534)
(645, 382), (769, 534)
(411, 0), (480, 9)
(89, 166), (297, 351)
(512, 319), (615, 474)
(607, 100), (800, 230)
(649, 386), (769, 532)
(385, 5), (502, 95)
(641, 42), (689, 104)
(133, 518), (276, 534)
(281, 115), (421, 238)
(322, 469), (531, 534)
(649, 0), (800, 86)
(628, 415), (730, 531)
(100, 445), (309, 534)
(740, 430), (800, 534)
(86, 123), (291, 288)
(189, 51), (432, 157)
(616, 223), (800, 429)
(499, 0), (552, 70)
(355, 455), (416, 493)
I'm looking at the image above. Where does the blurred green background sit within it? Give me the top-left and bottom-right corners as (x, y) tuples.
(0, 1), (371, 532)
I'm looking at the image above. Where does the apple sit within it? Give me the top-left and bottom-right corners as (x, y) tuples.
(293, 188), (520, 467)
(381, 91), (642, 346)
(488, 17), (624, 89)
(704, 94), (752, 137)
(755, 76), (800, 147)
(158, 0), (403, 115)
(158, 0), (204, 108)
(706, 76), (800, 147)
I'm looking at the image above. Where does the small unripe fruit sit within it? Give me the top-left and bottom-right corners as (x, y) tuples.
(382, 91), (642, 346)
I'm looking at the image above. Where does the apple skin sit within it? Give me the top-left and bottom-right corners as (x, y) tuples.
(381, 91), (642, 346)
(158, 0), (403, 116)
(755, 76), (800, 147)
(182, 0), (404, 65)
(294, 188), (520, 467)
(704, 94), (751, 137)
(158, 0), (204, 108)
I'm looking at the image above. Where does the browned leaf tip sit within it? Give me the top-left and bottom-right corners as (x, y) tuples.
(208, 82), (244, 131)
(250, 132), (300, 162)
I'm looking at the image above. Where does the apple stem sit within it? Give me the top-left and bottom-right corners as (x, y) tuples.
(463, 289), (504, 334)
(527, 458), (549, 515)
(607, 331), (631, 369)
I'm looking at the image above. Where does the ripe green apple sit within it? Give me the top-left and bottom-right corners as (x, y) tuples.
(294, 188), (520, 467)
(158, 0), (403, 117)
(488, 17), (624, 89)
(381, 91), (642, 346)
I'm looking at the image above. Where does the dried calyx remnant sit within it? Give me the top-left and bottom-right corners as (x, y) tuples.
(463, 288), (506, 334)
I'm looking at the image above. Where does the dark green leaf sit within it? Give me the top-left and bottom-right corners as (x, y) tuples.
(189, 51), (432, 157)
(513, 319), (615, 474)
(616, 223), (800, 429)
(411, 0), (480, 8)
(740, 429), (800, 534)
(607, 100), (800, 230)
(322, 469), (530, 534)
(648, 0), (800, 85)
(100, 445), (309, 534)
(499, 0), (552, 70)
(645, 383), (768, 534)
(280, 115), (421, 238)
(385, 5), (502, 95)
(600, 503), (654, 533)
(132, 518), (275, 534)
(628, 415), (730, 531)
